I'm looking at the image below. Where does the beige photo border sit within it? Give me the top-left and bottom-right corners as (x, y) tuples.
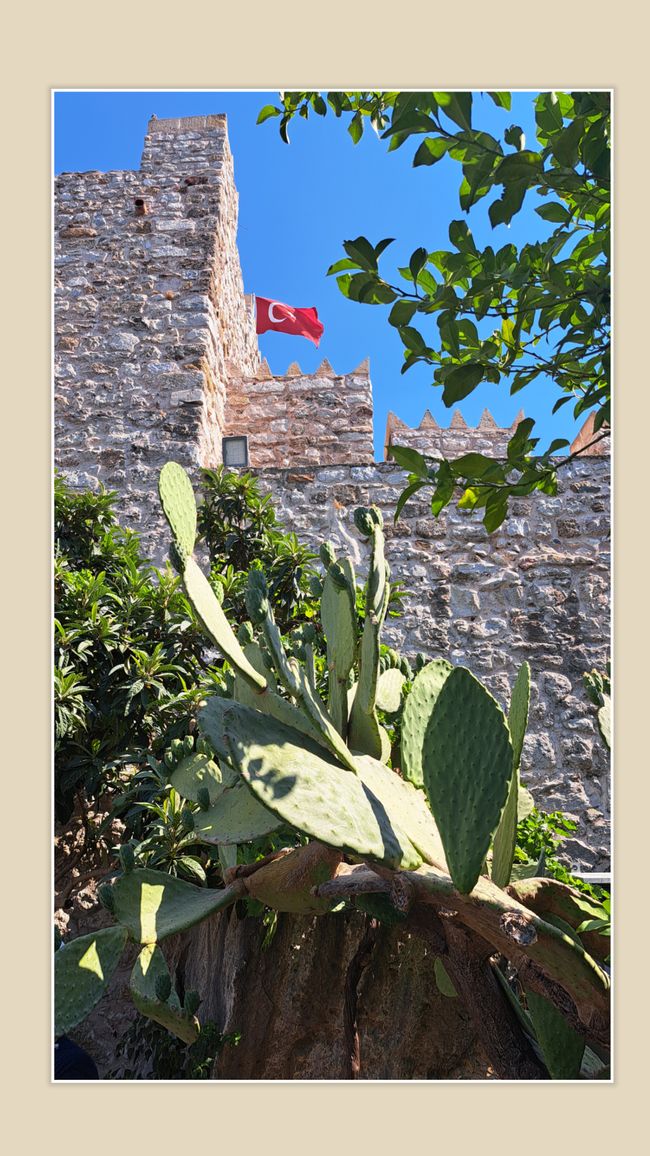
(5, 0), (643, 1147)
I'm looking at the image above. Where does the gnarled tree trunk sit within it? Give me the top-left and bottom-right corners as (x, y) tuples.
(165, 906), (492, 1079)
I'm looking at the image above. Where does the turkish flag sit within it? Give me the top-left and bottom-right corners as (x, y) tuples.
(255, 297), (324, 347)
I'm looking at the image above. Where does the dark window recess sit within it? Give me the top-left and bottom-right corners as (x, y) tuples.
(222, 436), (249, 468)
(134, 197), (149, 216)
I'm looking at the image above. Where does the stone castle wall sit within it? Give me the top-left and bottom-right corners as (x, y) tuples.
(54, 114), (611, 869)
(385, 407), (525, 459)
(55, 115), (260, 538)
(226, 357), (374, 466)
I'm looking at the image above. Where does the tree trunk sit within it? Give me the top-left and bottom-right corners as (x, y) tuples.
(165, 906), (492, 1079)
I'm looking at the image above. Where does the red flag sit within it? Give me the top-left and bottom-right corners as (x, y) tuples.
(255, 297), (324, 347)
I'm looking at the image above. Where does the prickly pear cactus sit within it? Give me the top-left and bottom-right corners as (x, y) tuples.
(216, 697), (445, 871)
(110, 867), (237, 942)
(525, 989), (585, 1079)
(245, 842), (343, 915)
(169, 751), (224, 806)
(401, 659), (453, 788)
(130, 943), (200, 1045)
(55, 926), (128, 1037)
(492, 662), (531, 888)
(348, 507), (390, 760)
(421, 666), (513, 894)
(158, 461), (197, 563)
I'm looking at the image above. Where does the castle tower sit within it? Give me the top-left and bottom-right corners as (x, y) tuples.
(55, 114), (261, 537)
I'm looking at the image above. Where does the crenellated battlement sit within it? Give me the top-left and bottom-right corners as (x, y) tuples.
(385, 407), (526, 461)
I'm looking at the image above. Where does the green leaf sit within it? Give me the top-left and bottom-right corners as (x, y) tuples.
(434, 957), (458, 997)
(441, 363), (483, 405)
(348, 111), (363, 144)
(394, 480), (426, 522)
(256, 105), (282, 125)
(383, 109), (438, 139)
(452, 452), (499, 479)
(488, 92), (511, 110)
(388, 299), (419, 327)
(388, 445), (430, 478)
(545, 438), (570, 455)
(489, 181), (527, 227)
(409, 247), (428, 283)
(343, 236), (378, 271)
(504, 125), (525, 150)
(483, 491), (508, 533)
(430, 460), (455, 516)
(399, 324), (428, 354)
(326, 257), (364, 275)
(434, 91), (473, 132)
(493, 149), (542, 184)
(535, 202), (572, 224)
(552, 117), (584, 167)
(449, 220), (477, 254)
(413, 137), (450, 167)
(375, 237), (395, 258)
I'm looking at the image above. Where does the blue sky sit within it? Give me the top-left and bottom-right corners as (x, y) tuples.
(54, 89), (585, 460)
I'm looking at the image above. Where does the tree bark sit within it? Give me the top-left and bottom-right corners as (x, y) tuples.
(165, 906), (491, 1079)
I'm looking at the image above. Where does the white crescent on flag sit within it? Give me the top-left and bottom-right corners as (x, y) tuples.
(268, 301), (296, 324)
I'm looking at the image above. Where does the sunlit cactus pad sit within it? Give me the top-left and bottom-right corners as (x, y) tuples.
(55, 926), (128, 1037)
(158, 461), (197, 562)
(111, 867), (236, 942)
(401, 659), (453, 788)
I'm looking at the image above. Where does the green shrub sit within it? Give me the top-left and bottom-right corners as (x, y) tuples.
(54, 474), (209, 822)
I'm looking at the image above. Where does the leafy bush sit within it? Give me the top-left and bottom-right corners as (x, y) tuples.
(107, 1015), (240, 1080)
(54, 474), (209, 822)
(54, 469), (327, 825)
(515, 807), (608, 903)
(199, 467), (319, 632)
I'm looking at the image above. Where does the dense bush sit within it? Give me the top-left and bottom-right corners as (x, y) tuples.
(54, 475), (209, 822)
(54, 469), (325, 824)
(199, 466), (319, 632)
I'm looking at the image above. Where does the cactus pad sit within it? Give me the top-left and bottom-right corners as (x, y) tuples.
(421, 666), (514, 893)
(321, 567), (357, 679)
(182, 556), (267, 690)
(130, 944), (200, 1045)
(525, 988), (585, 1079)
(158, 462), (197, 563)
(401, 659), (453, 787)
(219, 700), (422, 868)
(375, 668), (405, 713)
(111, 868), (238, 942)
(170, 752), (224, 805)
(55, 926), (128, 1037)
(492, 661), (531, 888)
(191, 776), (281, 845)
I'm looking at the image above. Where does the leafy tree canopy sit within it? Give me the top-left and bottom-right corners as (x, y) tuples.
(258, 91), (610, 531)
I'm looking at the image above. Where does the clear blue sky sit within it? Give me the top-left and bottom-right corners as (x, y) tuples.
(54, 90), (584, 460)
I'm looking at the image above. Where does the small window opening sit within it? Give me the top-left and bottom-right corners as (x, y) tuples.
(222, 436), (249, 468)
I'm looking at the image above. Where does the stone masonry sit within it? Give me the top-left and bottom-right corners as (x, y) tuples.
(54, 114), (611, 870)
(226, 357), (374, 467)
